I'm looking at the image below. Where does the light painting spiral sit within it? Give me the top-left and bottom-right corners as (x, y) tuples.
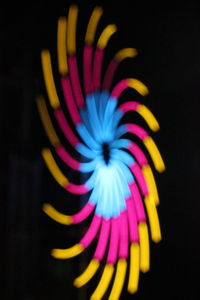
(36, 5), (165, 300)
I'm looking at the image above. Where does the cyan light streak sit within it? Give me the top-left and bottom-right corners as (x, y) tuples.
(98, 91), (109, 124)
(115, 124), (127, 139)
(80, 92), (118, 143)
(80, 157), (99, 172)
(79, 109), (93, 134)
(112, 159), (134, 185)
(88, 184), (99, 206)
(94, 163), (127, 218)
(106, 109), (123, 137)
(85, 94), (103, 142)
(102, 97), (117, 141)
(110, 138), (131, 149)
(111, 149), (135, 166)
(75, 143), (97, 159)
(103, 97), (117, 125)
(77, 123), (101, 150)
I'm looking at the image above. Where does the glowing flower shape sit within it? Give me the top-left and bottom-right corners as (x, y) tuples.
(37, 5), (165, 300)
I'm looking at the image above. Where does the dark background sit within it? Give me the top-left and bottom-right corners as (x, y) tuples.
(1, 0), (200, 299)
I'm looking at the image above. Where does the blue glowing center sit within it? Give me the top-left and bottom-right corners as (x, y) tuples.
(77, 92), (136, 218)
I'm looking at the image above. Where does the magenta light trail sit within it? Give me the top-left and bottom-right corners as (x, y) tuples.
(37, 4), (165, 300)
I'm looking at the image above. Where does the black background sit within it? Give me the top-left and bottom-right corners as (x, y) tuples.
(1, 0), (200, 299)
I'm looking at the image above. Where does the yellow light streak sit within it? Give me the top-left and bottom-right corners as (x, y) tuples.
(36, 96), (60, 146)
(67, 5), (78, 55)
(128, 78), (149, 96)
(108, 259), (127, 300)
(41, 50), (60, 109)
(142, 164), (159, 205)
(144, 196), (162, 242)
(143, 137), (165, 172)
(128, 243), (140, 294)
(51, 244), (84, 259)
(97, 24), (117, 49)
(137, 104), (160, 131)
(85, 7), (103, 44)
(90, 264), (114, 300)
(57, 17), (68, 75)
(74, 259), (100, 287)
(42, 203), (72, 225)
(41, 148), (68, 188)
(115, 48), (137, 61)
(139, 222), (150, 273)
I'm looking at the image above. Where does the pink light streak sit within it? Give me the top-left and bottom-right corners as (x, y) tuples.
(126, 196), (139, 243)
(130, 162), (148, 196)
(119, 211), (129, 259)
(93, 218), (110, 261)
(128, 142), (148, 166)
(65, 182), (89, 194)
(102, 59), (118, 91)
(107, 217), (120, 264)
(54, 108), (79, 147)
(61, 76), (81, 125)
(110, 79), (128, 99)
(56, 145), (80, 170)
(80, 215), (101, 248)
(83, 45), (93, 94)
(126, 124), (149, 140)
(119, 101), (140, 113)
(129, 182), (146, 222)
(72, 202), (95, 224)
(68, 56), (85, 108)
(93, 48), (104, 90)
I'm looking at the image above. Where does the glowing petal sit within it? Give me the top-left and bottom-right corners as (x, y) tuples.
(41, 148), (68, 188)
(97, 24), (117, 49)
(90, 264), (114, 300)
(119, 211), (129, 259)
(144, 196), (162, 242)
(83, 45), (93, 94)
(115, 48), (137, 61)
(42, 203), (72, 225)
(128, 141), (149, 166)
(139, 222), (150, 273)
(67, 5), (78, 55)
(103, 49), (137, 91)
(128, 243), (140, 294)
(107, 217), (120, 264)
(128, 78), (149, 96)
(57, 17), (68, 75)
(130, 162), (148, 196)
(51, 244), (84, 259)
(108, 259), (127, 300)
(68, 55), (85, 107)
(142, 164), (159, 205)
(85, 7), (103, 44)
(41, 50), (60, 109)
(143, 136), (165, 172)
(80, 215), (101, 249)
(94, 219), (110, 261)
(36, 96), (60, 146)
(74, 259), (100, 287)
(61, 76), (81, 125)
(36, 95), (82, 171)
(54, 108), (79, 147)
(137, 104), (160, 131)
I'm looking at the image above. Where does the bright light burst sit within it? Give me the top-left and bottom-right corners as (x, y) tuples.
(37, 5), (165, 300)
